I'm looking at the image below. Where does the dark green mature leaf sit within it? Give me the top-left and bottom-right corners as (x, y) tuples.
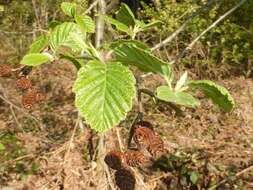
(110, 39), (150, 52)
(156, 86), (200, 107)
(49, 22), (84, 52)
(75, 15), (95, 33)
(103, 16), (133, 36)
(21, 53), (51, 66)
(116, 3), (136, 27)
(110, 41), (171, 76)
(73, 60), (136, 132)
(187, 80), (235, 112)
(28, 34), (48, 54)
(61, 2), (77, 17)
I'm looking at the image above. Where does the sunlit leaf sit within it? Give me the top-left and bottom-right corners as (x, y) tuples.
(75, 15), (95, 33)
(156, 86), (200, 107)
(73, 60), (136, 132)
(49, 22), (84, 52)
(61, 2), (77, 17)
(175, 71), (188, 91)
(187, 80), (235, 112)
(20, 53), (51, 66)
(110, 41), (171, 76)
(28, 34), (48, 53)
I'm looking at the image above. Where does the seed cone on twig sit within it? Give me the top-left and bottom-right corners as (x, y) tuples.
(147, 135), (164, 159)
(124, 150), (147, 167)
(0, 64), (12, 77)
(16, 77), (32, 90)
(22, 88), (45, 109)
(115, 168), (136, 190)
(104, 150), (124, 170)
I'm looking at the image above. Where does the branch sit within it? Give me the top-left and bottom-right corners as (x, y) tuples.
(151, 0), (214, 51)
(182, 0), (247, 56)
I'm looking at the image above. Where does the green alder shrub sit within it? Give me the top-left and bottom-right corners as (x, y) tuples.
(19, 2), (235, 132)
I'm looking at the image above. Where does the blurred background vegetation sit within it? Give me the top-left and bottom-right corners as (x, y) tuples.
(0, 0), (252, 76)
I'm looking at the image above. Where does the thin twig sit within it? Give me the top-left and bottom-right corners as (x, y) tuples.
(208, 165), (253, 190)
(85, 0), (100, 14)
(151, 0), (214, 51)
(178, 0), (247, 61)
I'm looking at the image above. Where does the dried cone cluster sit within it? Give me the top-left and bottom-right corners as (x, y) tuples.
(133, 121), (164, 158)
(104, 150), (123, 170)
(0, 64), (12, 77)
(115, 168), (136, 190)
(16, 77), (32, 90)
(104, 121), (164, 190)
(124, 150), (147, 167)
(22, 88), (45, 109)
(0, 64), (45, 109)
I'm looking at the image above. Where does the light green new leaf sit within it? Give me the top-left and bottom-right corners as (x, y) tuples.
(49, 22), (84, 52)
(21, 53), (51, 66)
(28, 34), (48, 53)
(135, 20), (162, 31)
(116, 3), (135, 27)
(103, 16), (133, 36)
(175, 71), (188, 91)
(61, 2), (77, 17)
(156, 86), (200, 107)
(187, 80), (235, 112)
(73, 60), (136, 132)
(75, 15), (95, 33)
(110, 41), (171, 76)
(0, 143), (5, 151)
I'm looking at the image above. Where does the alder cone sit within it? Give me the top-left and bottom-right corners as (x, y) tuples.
(133, 127), (154, 149)
(0, 64), (12, 77)
(16, 77), (32, 90)
(104, 151), (123, 170)
(124, 150), (147, 167)
(22, 88), (45, 109)
(147, 134), (164, 159)
(115, 168), (135, 190)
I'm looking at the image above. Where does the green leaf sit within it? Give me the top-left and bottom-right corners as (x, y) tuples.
(110, 39), (150, 52)
(175, 71), (188, 91)
(103, 16), (133, 36)
(187, 80), (235, 112)
(28, 34), (48, 54)
(73, 60), (136, 132)
(20, 53), (51, 66)
(0, 143), (5, 151)
(110, 41), (171, 76)
(116, 3), (136, 27)
(156, 86), (200, 107)
(136, 20), (162, 31)
(49, 22), (84, 52)
(75, 15), (95, 33)
(61, 2), (77, 17)
(189, 171), (199, 185)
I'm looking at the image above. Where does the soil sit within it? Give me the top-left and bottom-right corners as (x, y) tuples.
(0, 62), (252, 190)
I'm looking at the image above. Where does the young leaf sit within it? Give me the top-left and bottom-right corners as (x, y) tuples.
(156, 86), (200, 107)
(49, 22), (84, 52)
(135, 20), (162, 31)
(73, 60), (136, 132)
(75, 15), (95, 33)
(187, 80), (235, 112)
(28, 34), (48, 54)
(110, 41), (171, 76)
(0, 143), (5, 151)
(116, 3), (136, 27)
(189, 171), (199, 185)
(175, 71), (188, 91)
(20, 53), (51, 66)
(103, 16), (133, 36)
(61, 2), (77, 17)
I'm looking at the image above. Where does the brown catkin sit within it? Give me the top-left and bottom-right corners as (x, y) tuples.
(0, 64), (12, 77)
(104, 151), (124, 170)
(16, 77), (32, 90)
(115, 168), (135, 190)
(124, 150), (147, 167)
